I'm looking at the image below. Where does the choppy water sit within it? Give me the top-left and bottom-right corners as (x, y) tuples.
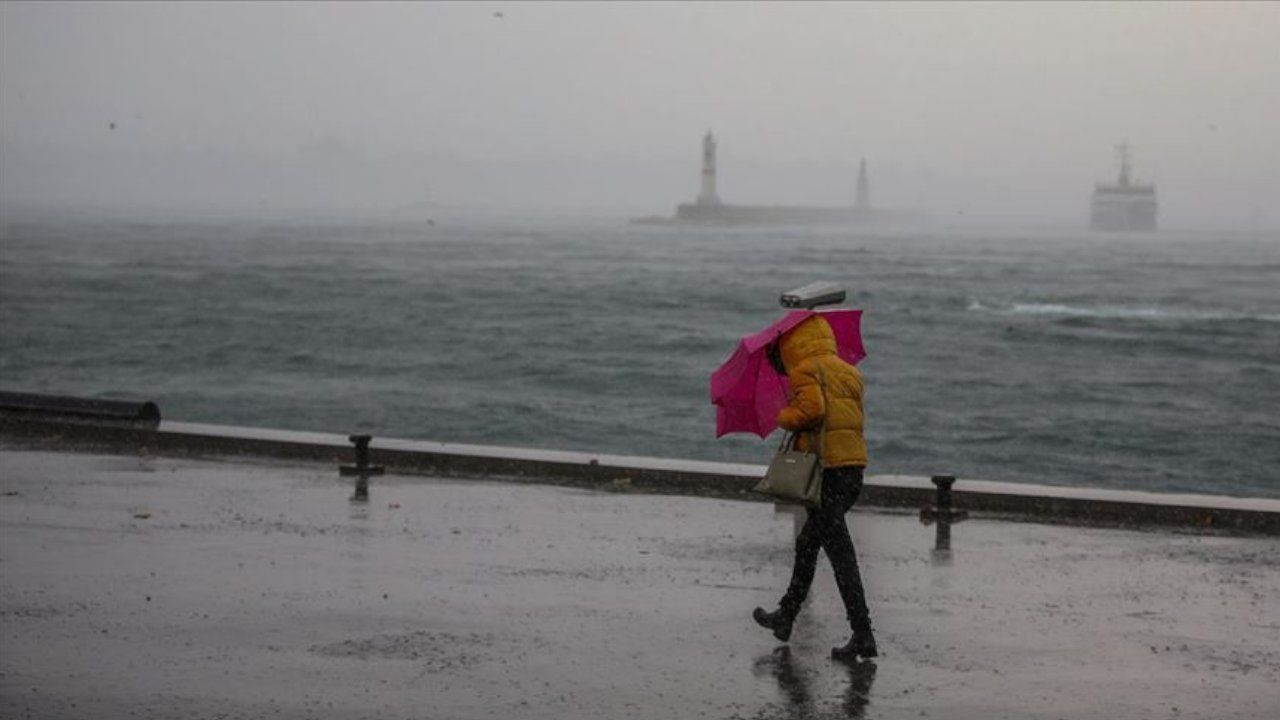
(2, 214), (1278, 498)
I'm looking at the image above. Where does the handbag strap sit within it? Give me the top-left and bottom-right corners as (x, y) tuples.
(812, 364), (828, 460)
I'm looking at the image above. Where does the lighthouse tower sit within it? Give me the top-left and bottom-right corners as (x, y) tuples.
(1116, 143), (1132, 187)
(697, 130), (722, 206)
(855, 158), (871, 212)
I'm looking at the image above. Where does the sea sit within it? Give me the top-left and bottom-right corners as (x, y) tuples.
(2, 212), (1278, 499)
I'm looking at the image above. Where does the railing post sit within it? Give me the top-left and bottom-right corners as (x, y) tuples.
(920, 474), (968, 554)
(340, 434), (384, 502)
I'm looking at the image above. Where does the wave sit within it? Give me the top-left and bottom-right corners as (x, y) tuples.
(970, 301), (1280, 324)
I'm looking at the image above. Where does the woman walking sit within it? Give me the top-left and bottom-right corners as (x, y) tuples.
(752, 314), (877, 661)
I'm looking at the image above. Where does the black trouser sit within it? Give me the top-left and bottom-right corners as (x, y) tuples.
(779, 466), (871, 631)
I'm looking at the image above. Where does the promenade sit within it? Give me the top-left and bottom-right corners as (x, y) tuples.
(2, 448), (1277, 719)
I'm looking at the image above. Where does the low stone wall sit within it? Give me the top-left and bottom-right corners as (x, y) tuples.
(2, 417), (1277, 535)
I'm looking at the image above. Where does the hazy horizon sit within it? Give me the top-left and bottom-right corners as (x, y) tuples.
(2, 2), (1278, 231)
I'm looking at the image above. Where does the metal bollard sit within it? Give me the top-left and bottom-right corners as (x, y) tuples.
(933, 475), (955, 511)
(919, 475), (968, 552)
(340, 434), (384, 502)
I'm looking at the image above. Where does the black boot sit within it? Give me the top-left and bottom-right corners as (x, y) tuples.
(752, 606), (795, 642)
(831, 628), (878, 661)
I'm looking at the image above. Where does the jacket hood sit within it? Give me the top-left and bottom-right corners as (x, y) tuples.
(779, 315), (837, 371)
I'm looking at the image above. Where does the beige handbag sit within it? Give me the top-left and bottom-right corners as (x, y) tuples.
(753, 367), (827, 508)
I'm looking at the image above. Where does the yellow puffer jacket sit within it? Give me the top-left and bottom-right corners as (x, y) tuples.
(776, 315), (867, 468)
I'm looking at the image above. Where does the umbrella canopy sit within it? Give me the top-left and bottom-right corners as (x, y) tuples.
(710, 309), (865, 438)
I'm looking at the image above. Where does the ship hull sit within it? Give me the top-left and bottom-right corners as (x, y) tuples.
(1090, 191), (1157, 232)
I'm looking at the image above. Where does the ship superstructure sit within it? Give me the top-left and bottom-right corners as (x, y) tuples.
(1090, 144), (1157, 232)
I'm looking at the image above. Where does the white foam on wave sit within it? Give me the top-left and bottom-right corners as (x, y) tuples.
(1013, 303), (1168, 319)
(971, 302), (1280, 323)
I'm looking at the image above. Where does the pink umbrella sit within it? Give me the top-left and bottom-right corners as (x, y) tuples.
(710, 309), (865, 438)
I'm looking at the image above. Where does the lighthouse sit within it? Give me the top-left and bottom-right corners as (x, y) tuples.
(697, 130), (721, 206)
(855, 158), (870, 212)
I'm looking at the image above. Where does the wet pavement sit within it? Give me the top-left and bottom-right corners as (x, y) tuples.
(2, 449), (1278, 719)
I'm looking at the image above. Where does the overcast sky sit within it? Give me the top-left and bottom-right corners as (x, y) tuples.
(2, 1), (1277, 227)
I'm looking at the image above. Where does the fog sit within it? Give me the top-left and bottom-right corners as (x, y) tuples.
(2, 2), (1277, 229)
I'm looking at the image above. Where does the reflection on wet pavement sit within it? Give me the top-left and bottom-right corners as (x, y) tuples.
(841, 659), (877, 718)
(749, 646), (877, 720)
(747, 645), (880, 717)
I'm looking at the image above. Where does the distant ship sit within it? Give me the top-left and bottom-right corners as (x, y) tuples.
(634, 131), (896, 227)
(1090, 144), (1157, 232)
